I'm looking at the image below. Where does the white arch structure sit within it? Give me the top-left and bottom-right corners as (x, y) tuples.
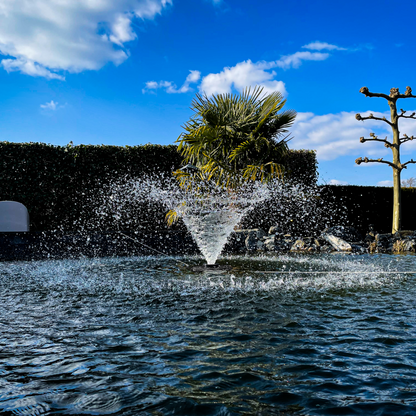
(0, 201), (30, 232)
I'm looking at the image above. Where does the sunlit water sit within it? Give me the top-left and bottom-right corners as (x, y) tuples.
(1, 254), (416, 415)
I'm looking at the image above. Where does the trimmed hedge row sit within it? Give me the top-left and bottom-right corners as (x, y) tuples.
(0, 142), (317, 231)
(281, 149), (317, 186)
(319, 185), (416, 234)
(0, 142), (183, 231)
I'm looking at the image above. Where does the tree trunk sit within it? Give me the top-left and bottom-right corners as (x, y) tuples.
(392, 167), (401, 233)
(390, 100), (401, 234)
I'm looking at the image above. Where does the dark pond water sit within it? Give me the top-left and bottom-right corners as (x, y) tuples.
(1, 254), (416, 415)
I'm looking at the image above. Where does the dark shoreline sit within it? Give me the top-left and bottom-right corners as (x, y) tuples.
(0, 230), (200, 261)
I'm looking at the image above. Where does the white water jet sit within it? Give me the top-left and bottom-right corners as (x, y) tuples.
(95, 174), (345, 265)
(146, 179), (270, 265)
(182, 209), (242, 265)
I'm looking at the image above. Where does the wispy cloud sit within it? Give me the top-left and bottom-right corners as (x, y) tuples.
(328, 179), (349, 185)
(2, 59), (65, 80)
(0, 0), (172, 79)
(144, 41), (346, 96)
(377, 180), (393, 187)
(302, 41), (347, 51)
(198, 50), (330, 95)
(142, 70), (201, 94)
(40, 100), (64, 112)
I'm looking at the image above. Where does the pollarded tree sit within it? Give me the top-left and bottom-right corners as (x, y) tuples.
(175, 86), (296, 187)
(355, 86), (416, 233)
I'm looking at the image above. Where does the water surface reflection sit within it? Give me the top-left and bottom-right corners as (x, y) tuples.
(1, 254), (415, 415)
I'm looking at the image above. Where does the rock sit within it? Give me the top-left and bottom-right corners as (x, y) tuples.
(274, 235), (294, 252)
(365, 233), (375, 243)
(244, 229), (266, 251)
(393, 239), (416, 253)
(263, 235), (276, 251)
(237, 228), (266, 239)
(291, 239), (306, 252)
(404, 240), (416, 252)
(268, 225), (283, 235)
(229, 229), (266, 252)
(322, 226), (362, 243)
(375, 233), (391, 250)
(245, 233), (257, 251)
(322, 234), (352, 252)
(290, 237), (318, 252)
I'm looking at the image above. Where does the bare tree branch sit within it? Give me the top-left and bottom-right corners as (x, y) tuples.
(360, 86), (416, 101)
(359, 133), (393, 147)
(356, 112), (393, 126)
(402, 159), (416, 168)
(355, 156), (397, 169)
(359, 87), (391, 100)
(357, 85), (416, 233)
(398, 111), (416, 119)
(400, 134), (415, 144)
(395, 86), (416, 99)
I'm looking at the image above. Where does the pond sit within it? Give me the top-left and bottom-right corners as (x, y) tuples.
(1, 254), (416, 415)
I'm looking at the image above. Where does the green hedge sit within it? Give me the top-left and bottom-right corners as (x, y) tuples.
(319, 185), (416, 234)
(4, 140), (414, 235)
(0, 142), (182, 231)
(0, 142), (317, 231)
(281, 149), (318, 186)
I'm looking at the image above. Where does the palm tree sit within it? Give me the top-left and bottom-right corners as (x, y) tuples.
(175, 86), (296, 187)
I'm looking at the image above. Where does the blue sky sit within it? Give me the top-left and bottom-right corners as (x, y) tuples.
(1, 0), (416, 186)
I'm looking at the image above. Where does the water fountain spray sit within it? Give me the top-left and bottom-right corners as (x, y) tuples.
(146, 171), (270, 268)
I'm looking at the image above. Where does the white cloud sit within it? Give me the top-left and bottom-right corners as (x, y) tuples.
(142, 70), (201, 93)
(377, 180), (393, 187)
(199, 60), (287, 96)
(109, 13), (137, 46)
(291, 111), (392, 161)
(40, 100), (59, 110)
(142, 41), (348, 96)
(2, 58), (64, 80)
(328, 179), (349, 185)
(0, 0), (171, 79)
(199, 51), (331, 96)
(145, 42), (342, 97)
(290, 109), (416, 163)
(302, 41), (346, 51)
(273, 51), (329, 69)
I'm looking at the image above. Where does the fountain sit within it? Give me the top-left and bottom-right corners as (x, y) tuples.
(146, 177), (270, 267)
(2, 175), (416, 415)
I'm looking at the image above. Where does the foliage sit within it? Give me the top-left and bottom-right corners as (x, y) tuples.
(280, 149), (318, 186)
(0, 142), (182, 231)
(319, 185), (416, 234)
(0, 142), (316, 231)
(175, 87), (296, 187)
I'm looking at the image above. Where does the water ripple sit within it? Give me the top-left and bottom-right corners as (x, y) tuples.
(1, 254), (416, 414)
